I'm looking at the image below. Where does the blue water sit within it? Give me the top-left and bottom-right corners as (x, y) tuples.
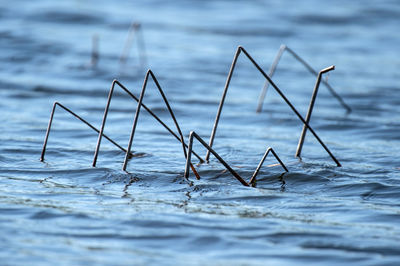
(1, 0), (400, 265)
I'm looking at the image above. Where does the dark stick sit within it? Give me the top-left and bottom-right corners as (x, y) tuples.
(295, 66), (335, 157)
(120, 70), (200, 179)
(240, 46), (341, 166)
(40, 102), (130, 162)
(207, 46), (341, 166)
(285, 46), (350, 113)
(186, 131), (287, 186)
(185, 131), (249, 186)
(256, 45), (351, 113)
(93, 79), (204, 167)
(249, 147), (288, 185)
(122, 72), (148, 171)
(206, 47), (241, 162)
(256, 44), (286, 113)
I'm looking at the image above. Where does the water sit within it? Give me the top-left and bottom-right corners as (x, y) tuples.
(1, 0), (400, 265)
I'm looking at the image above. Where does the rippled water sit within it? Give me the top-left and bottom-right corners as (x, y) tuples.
(1, 0), (400, 265)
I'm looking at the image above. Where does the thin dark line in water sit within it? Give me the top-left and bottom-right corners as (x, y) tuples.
(249, 147), (288, 185)
(296, 65), (335, 158)
(41, 46), (343, 187)
(206, 46), (341, 167)
(92, 79), (204, 168)
(184, 131), (288, 187)
(41, 79), (203, 171)
(256, 44), (351, 113)
(118, 70), (200, 179)
(40, 102), (131, 162)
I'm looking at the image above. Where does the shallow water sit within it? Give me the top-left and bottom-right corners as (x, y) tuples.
(1, 0), (400, 265)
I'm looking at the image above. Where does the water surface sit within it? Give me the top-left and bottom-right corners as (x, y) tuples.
(0, 0), (400, 265)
